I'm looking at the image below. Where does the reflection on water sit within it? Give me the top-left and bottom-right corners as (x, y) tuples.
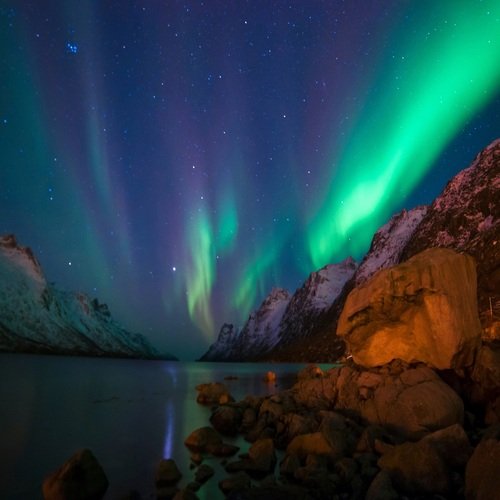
(0, 354), (333, 499)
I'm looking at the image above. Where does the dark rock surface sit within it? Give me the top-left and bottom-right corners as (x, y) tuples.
(465, 425), (500, 500)
(195, 382), (234, 405)
(42, 449), (108, 500)
(156, 459), (182, 486)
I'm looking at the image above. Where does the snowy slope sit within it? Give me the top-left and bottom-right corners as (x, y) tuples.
(199, 288), (291, 361)
(277, 257), (357, 345)
(236, 287), (292, 356)
(0, 235), (174, 359)
(199, 323), (238, 361)
(354, 207), (428, 285)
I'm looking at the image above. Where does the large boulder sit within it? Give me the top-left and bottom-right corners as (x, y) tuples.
(210, 405), (243, 436)
(286, 432), (336, 461)
(195, 383), (234, 405)
(156, 459), (182, 486)
(337, 248), (481, 369)
(184, 426), (222, 453)
(42, 449), (108, 500)
(378, 441), (450, 495)
(225, 438), (277, 477)
(465, 425), (500, 500)
(471, 344), (500, 400)
(184, 426), (239, 457)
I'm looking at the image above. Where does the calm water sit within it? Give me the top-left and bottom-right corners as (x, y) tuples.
(0, 353), (328, 499)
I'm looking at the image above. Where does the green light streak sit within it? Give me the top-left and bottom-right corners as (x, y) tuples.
(185, 211), (215, 337)
(232, 242), (281, 314)
(307, 1), (500, 268)
(215, 193), (238, 254)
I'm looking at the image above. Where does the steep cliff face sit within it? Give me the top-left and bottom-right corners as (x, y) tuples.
(200, 288), (291, 361)
(235, 287), (292, 358)
(401, 139), (500, 327)
(199, 323), (238, 361)
(0, 235), (174, 359)
(354, 207), (428, 286)
(277, 258), (357, 346)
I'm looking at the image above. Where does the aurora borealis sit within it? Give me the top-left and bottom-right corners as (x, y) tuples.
(1, 1), (499, 359)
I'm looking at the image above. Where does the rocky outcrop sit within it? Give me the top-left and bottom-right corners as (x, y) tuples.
(179, 357), (480, 498)
(337, 248), (482, 369)
(401, 138), (500, 331)
(292, 362), (464, 440)
(0, 234), (174, 359)
(156, 459), (182, 499)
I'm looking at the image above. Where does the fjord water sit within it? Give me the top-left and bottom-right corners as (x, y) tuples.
(0, 354), (314, 499)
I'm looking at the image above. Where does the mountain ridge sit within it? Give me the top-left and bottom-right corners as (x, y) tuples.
(0, 234), (176, 360)
(201, 138), (500, 362)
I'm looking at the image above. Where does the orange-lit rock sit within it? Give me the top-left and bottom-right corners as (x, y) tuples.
(337, 248), (481, 370)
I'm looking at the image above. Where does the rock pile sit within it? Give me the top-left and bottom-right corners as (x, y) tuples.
(179, 248), (500, 498)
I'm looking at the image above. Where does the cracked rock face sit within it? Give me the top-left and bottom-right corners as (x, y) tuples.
(337, 248), (481, 370)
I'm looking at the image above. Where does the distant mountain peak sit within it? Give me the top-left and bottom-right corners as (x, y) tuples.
(0, 234), (45, 284)
(0, 234), (176, 359)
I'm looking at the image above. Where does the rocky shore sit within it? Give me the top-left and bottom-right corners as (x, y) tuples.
(41, 247), (500, 498)
(42, 355), (500, 499)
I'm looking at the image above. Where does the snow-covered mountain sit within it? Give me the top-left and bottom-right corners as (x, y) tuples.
(200, 259), (357, 361)
(0, 235), (175, 359)
(200, 288), (291, 361)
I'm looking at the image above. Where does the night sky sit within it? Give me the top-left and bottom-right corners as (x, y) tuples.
(1, 1), (499, 359)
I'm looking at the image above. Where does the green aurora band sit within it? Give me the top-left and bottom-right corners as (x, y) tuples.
(307, 1), (500, 268)
(185, 210), (216, 335)
(185, 191), (240, 336)
(232, 241), (282, 314)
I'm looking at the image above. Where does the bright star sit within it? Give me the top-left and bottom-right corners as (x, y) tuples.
(66, 42), (78, 54)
